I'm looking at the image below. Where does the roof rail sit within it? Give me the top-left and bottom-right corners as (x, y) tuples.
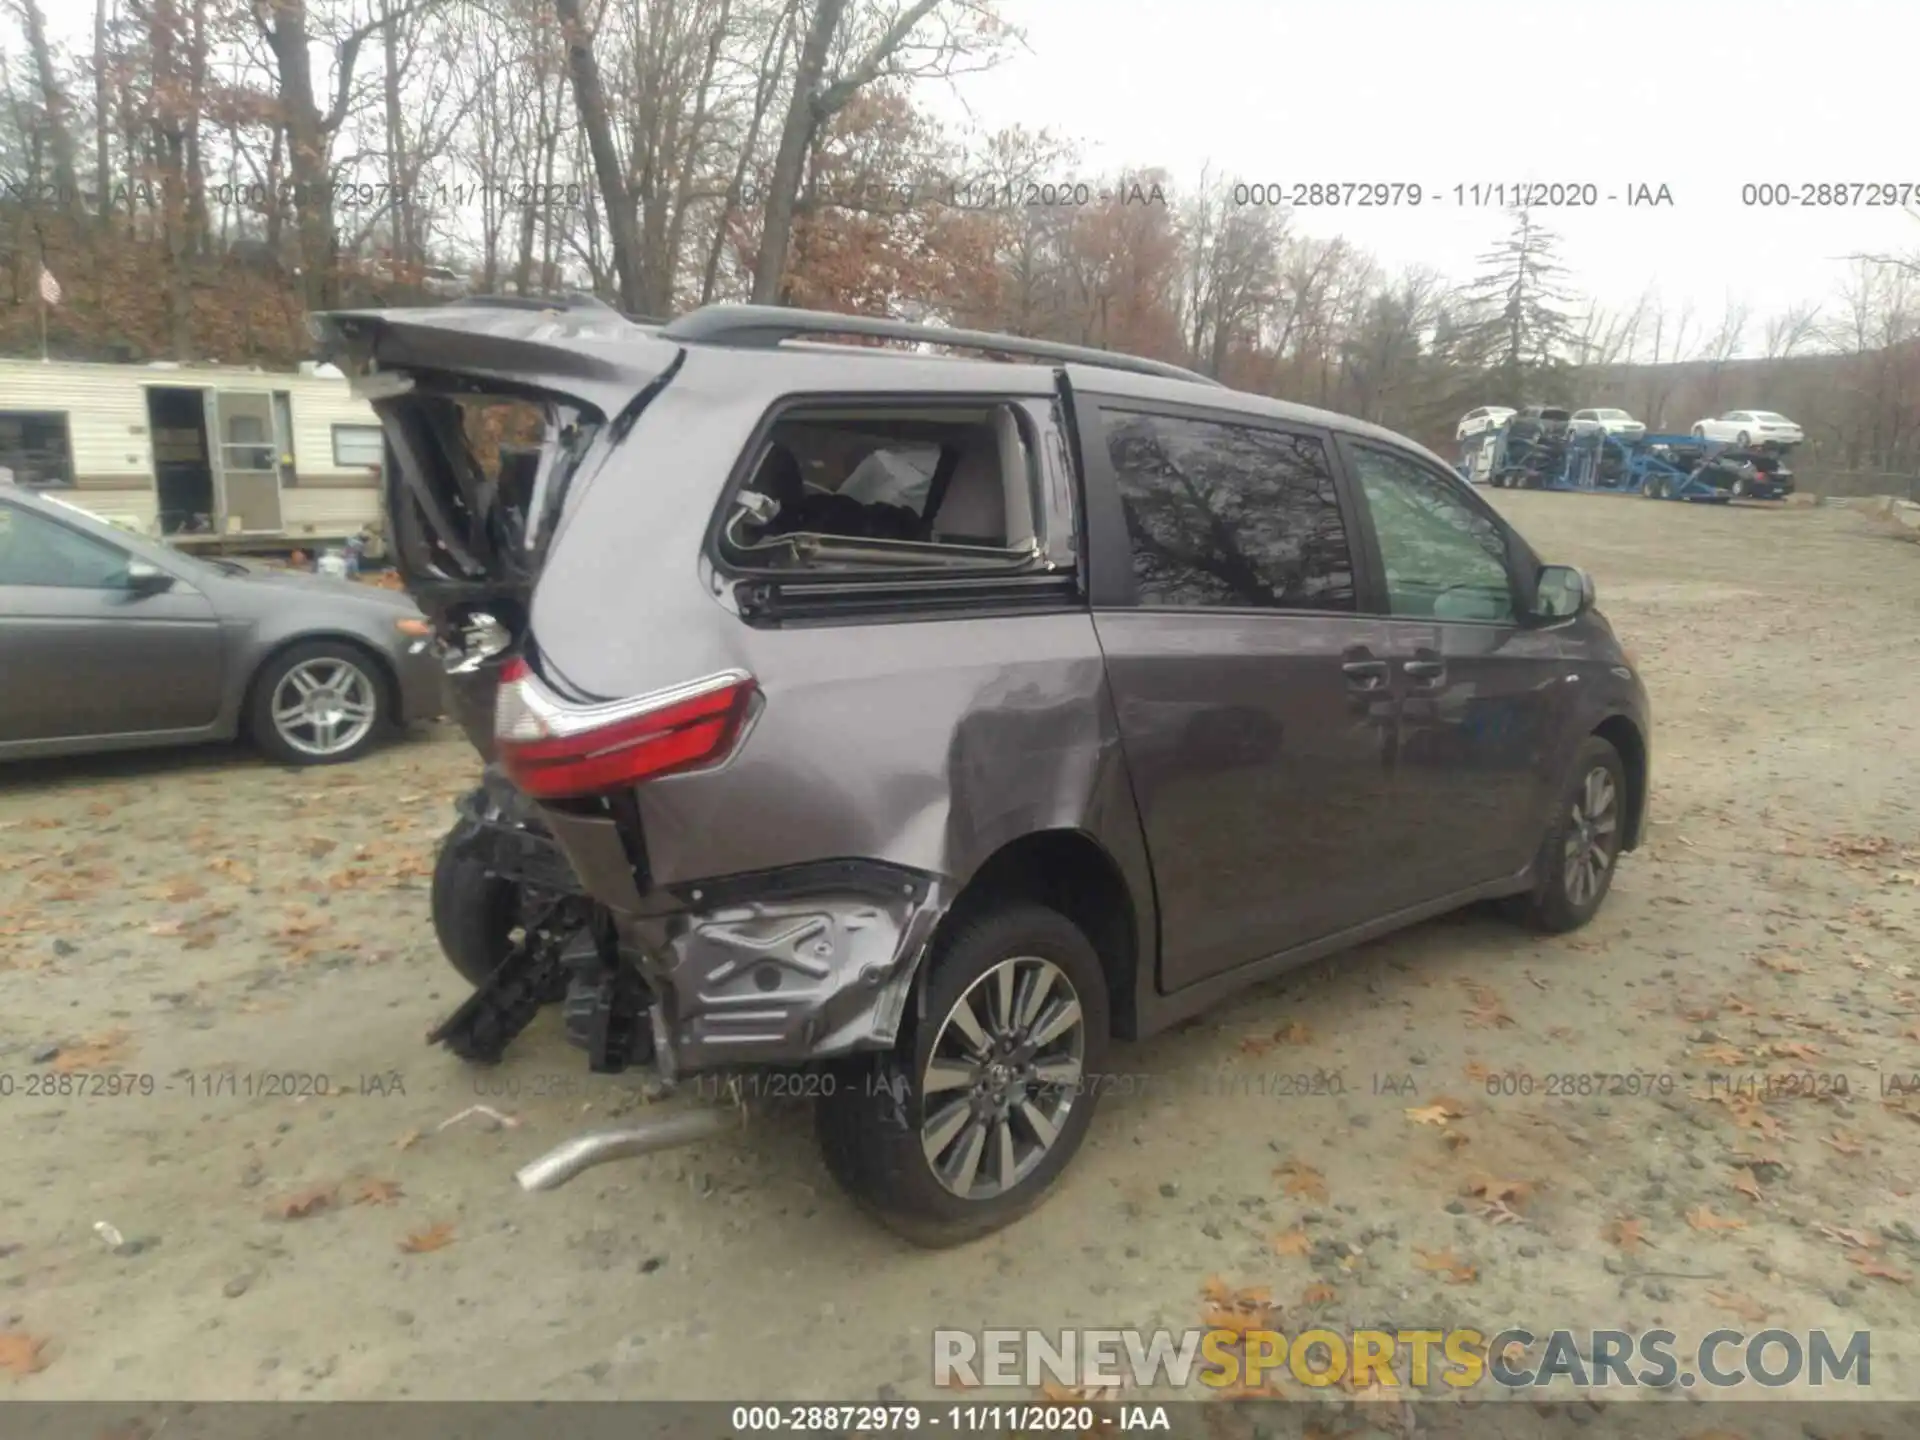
(427, 292), (671, 326)
(659, 304), (1222, 387)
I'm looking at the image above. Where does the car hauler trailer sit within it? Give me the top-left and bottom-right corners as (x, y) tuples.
(0, 358), (385, 552)
(1459, 422), (1795, 502)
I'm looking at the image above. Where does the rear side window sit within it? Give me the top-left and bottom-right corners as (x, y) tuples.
(1102, 411), (1355, 612)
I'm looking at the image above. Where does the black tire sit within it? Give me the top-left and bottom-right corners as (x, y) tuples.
(247, 638), (390, 766)
(1508, 735), (1628, 934)
(430, 824), (521, 987)
(1691, 425), (1705, 439)
(815, 902), (1110, 1248)
(1730, 475), (1748, 499)
(1736, 431), (1750, 447)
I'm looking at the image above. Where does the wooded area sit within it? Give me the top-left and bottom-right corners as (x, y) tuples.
(2, 0), (1916, 467)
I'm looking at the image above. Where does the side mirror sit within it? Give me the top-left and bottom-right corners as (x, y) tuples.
(124, 559), (176, 596)
(1531, 564), (1593, 622)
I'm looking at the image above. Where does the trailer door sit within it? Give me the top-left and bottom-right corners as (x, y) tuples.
(207, 389), (284, 533)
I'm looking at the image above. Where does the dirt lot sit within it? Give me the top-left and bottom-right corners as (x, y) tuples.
(2, 491), (1918, 1405)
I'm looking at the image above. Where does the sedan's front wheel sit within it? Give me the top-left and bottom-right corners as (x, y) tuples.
(816, 903), (1109, 1248)
(249, 640), (389, 765)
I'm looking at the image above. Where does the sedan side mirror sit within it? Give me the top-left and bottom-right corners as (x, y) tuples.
(124, 559), (176, 596)
(1530, 564), (1593, 622)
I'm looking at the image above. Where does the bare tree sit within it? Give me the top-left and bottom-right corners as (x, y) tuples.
(750, 0), (1001, 303)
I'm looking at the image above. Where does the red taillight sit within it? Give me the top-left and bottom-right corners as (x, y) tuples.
(494, 662), (758, 800)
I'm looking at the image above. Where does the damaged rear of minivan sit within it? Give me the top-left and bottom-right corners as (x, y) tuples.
(313, 297), (1141, 1246)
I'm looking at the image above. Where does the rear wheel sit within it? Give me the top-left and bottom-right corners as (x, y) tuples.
(1736, 431), (1751, 447)
(1508, 736), (1627, 934)
(815, 903), (1109, 1248)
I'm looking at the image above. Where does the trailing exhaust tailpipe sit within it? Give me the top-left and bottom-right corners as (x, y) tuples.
(515, 1107), (740, 1192)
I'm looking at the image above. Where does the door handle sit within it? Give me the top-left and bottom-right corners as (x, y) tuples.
(1403, 659), (1446, 683)
(1342, 659), (1390, 690)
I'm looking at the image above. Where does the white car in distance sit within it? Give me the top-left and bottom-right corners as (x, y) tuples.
(1692, 410), (1804, 447)
(1456, 406), (1516, 441)
(1569, 408), (1647, 440)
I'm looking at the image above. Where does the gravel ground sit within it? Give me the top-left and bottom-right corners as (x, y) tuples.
(1, 490), (1917, 1407)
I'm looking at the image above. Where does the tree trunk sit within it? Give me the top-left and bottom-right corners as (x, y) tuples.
(18, 0), (85, 217)
(258, 0), (342, 312)
(381, 0), (412, 277)
(183, 0), (209, 255)
(93, 0), (114, 223)
(749, 0), (842, 304)
(657, 1), (727, 316)
(701, 1), (791, 304)
(552, 0), (645, 310)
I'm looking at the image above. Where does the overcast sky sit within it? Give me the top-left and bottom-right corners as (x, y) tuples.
(931, 0), (1918, 328)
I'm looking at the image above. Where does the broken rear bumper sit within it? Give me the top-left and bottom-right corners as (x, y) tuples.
(539, 807), (948, 1077)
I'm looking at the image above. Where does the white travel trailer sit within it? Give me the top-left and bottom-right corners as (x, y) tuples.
(0, 357), (385, 548)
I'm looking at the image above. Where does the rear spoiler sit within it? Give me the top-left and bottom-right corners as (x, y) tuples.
(309, 294), (683, 423)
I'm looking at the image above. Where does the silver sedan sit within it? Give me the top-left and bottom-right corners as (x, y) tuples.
(0, 482), (443, 765)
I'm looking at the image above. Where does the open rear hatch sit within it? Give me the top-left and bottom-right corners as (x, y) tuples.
(310, 296), (683, 750)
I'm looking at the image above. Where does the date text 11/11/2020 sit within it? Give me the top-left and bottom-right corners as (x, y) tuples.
(1228, 182), (1676, 208)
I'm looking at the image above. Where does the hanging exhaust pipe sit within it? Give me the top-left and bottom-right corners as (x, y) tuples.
(515, 1106), (740, 1192)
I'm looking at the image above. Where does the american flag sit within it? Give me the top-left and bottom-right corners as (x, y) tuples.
(38, 266), (60, 306)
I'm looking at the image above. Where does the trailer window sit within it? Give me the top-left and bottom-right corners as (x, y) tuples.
(333, 424), (385, 468)
(0, 411), (75, 488)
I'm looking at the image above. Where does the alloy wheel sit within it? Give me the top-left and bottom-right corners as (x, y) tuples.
(919, 956), (1085, 1201)
(270, 657), (378, 758)
(1563, 765), (1619, 909)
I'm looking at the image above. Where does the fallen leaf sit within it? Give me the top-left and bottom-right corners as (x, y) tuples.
(1466, 1177), (1535, 1210)
(208, 857), (256, 885)
(1413, 1248), (1476, 1284)
(1272, 1229), (1311, 1257)
(1273, 1161), (1328, 1201)
(1698, 1044), (1746, 1066)
(393, 1129), (422, 1151)
(1821, 1132), (1864, 1156)
(1462, 1061), (1493, 1083)
(1685, 1205), (1746, 1232)
(399, 1222), (456, 1253)
(1723, 995), (1759, 1016)
(0, 1330), (49, 1376)
(50, 1029), (132, 1073)
(353, 1178), (404, 1206)
(1602, 1217), (1647, 1252)
(1731, 1168), (1764, 1203)
(1300, 1282), (1337, 1305)
(1755, 953), (1805, 975)
(1274, 1021), (1312, 1044)
(1707, 1289), (1774, 1324)
(1850, 1255), (1912, 1284)
(1406, 1101), (1463, 1126)
(268, 1185), (335, 1220)
(1769, 1040), (1822, 1061)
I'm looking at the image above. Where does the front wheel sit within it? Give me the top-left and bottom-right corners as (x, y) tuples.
(1509, 736), (1628, 934)
(815, 903), (1109, 1248)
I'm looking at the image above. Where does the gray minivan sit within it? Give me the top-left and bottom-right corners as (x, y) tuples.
(317, 298), (1652, 1246)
